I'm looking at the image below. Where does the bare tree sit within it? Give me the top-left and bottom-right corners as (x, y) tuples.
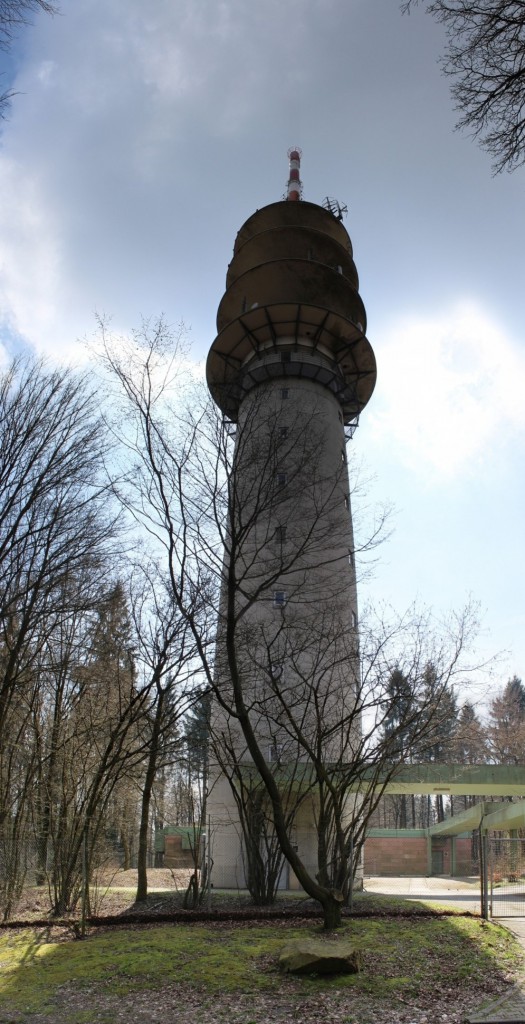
(129, 577), (199, 903)
(210, 585), (482, 925)
(0, 0), (58, 118)
(32, 580), (191, 918)
(0, 0), (56, 46)
(41, 583), (147, 916)
(95, 318), (486, 929)
(403, 0), (525, 172)
(97, 322), (213, 904)
(0, 359), (115, 732)
(32, 582), (105, 888)
(188, 345), (486, 925)
(0, 357), (118, 917)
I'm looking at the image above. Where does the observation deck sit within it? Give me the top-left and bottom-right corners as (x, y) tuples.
(207, 199), (377, 424)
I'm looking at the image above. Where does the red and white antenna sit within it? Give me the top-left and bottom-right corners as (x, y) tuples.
(286, 147), (303, 201)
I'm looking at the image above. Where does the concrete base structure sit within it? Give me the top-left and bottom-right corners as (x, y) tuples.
(208, 769), (364, 891)
(206, 773), (245, 890)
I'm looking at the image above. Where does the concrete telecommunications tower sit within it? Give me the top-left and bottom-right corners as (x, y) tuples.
(206, 149), (377, 889)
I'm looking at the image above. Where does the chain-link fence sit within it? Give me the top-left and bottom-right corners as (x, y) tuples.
(489, 837), (525, 918)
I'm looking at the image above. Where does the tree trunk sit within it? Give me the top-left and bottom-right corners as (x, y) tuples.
(320, 892), (344, 929)
(121, 831), (132, 871)
(136, 690), (164, 903)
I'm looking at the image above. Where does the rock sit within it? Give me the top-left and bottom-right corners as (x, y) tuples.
(279, 939), (361, 976)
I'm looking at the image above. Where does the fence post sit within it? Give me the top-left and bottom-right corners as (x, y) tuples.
(479, 826), (484, 919)
(80, 820), (89, 936)
(207, 815), (212, 912)
(347, 835), (354, 913)
(480, 830), (489, 920)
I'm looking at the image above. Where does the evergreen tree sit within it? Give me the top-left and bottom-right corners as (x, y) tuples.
(416, 664), (458, 822)
(453, 702), (488, 765)
(489, 676), (525, 765)
(183, 689), (210, 823)
(382, 667), (414, 759)
(381, 667), (414, 828)
(507, 676), (525, 715)
(45, 584), (148, 915)
(417, 663), (458, 763)
(451, 701), (488, 816)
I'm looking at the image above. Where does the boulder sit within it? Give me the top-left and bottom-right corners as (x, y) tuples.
(279, 939), (361, 976)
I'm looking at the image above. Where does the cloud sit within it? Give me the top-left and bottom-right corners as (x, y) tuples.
(0, 0), (516, 373)
(368, 303), (525, 480)
(0, 156), (64, 359)
(0, 0), (338, 360)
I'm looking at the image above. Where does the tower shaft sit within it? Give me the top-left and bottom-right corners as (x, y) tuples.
(206, 161), (376, 891)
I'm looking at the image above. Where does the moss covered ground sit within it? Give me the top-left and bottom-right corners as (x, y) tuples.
(0, 912), (521, 1022)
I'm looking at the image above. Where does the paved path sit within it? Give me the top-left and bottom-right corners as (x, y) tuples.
(364, 878), (525, 1022)
(364, 874), (482, 911)
(468, 984), (525, 1023)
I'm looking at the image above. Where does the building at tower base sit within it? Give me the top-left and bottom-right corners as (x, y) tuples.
(206, 152), (376, 894)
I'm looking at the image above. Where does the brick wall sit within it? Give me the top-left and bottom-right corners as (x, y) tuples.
(164, 834), (195, 869)
(364, 834), (477, 876)
(455, 837), (477, 874)
(364, 836), (428, 875)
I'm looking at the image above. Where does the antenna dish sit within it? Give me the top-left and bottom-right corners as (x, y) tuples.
(322, 197), (348, 221)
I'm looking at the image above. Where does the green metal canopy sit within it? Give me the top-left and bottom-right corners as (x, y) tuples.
(237, 761), (525, 797)
(360, 764), (525, 798)
(428, 798), (525, 836)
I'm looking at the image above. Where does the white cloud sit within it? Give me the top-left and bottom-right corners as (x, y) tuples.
(0, 0), (323, 359)
(35, 60), (56, 85)
(368, 303), (525, 480)
(0, 157), (65, 357)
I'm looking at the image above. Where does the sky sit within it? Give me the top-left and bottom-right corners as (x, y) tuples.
(0, 0), (524, 707)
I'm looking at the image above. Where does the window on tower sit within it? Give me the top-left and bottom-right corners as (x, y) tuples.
(273, 590), (287, 608)
(280, 388), (289, 399)
(275, 524), (287, 544)
(276, 472), (288, 487)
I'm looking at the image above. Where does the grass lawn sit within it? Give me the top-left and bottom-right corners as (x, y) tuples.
(0, 911), (522, 1024)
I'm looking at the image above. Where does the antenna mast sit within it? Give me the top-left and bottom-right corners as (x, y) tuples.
(286, 147), (303, 201)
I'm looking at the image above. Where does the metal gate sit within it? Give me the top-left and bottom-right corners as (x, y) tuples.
(489, 837), (525, 917)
